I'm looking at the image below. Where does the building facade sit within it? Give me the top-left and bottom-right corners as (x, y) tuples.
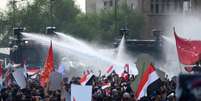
(86, 0), (201, 38)
(137, 0), (193, 38)
(86, 0), (137, 14)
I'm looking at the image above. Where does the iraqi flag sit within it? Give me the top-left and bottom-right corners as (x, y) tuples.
(79, 73), (94, 86)
(101, 82), (111, 89)
(27, 67), (41, 75)
(135, 64), (160, 100)
(105, 65), (114, 76)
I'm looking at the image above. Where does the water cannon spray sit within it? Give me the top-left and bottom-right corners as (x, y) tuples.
(152, 29), (161, 42)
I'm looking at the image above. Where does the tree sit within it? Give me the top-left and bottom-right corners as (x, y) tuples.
(67, 4), (145, 44)
(5, 0), (80, 33)
(0, 0), (145, 45)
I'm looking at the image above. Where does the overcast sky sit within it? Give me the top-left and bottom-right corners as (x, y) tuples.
(0, 0), (86, 12)
(0, 0), (7, 10)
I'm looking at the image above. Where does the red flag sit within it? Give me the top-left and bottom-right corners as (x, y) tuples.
(80, 73), (87, 84)
(40, 42), (54, 87)
(135, 64), (160, 100)
(174, 29), (201, 65)
(106, 65), (114, 74)
(79, 73), (93, 86)
(121, 72), (129, 81)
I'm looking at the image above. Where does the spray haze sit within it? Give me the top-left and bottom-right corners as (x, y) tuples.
(22, 32), (138, 76)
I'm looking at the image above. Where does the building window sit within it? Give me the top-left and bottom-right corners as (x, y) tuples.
(155, 3), (159, 13)
(166, 0), (170, 12)
(151, 0), (155, 13)
(151, 3), (154, 13)
(161, 1), (165, 13)
(151, 0), (187, 14)
(109, 0), (113, 7)
(183, 0), (191, 13)
(104, 1), (107, 7)
(151, 0), (160, 14)
(150, 0), (160, 14)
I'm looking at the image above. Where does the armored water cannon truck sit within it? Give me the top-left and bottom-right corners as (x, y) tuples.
(114, 28), (163, 60)
(9, 27), (59, 67)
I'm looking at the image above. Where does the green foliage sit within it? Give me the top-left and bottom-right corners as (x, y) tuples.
(0, 0), (145, 45)
(6, 0), (80, 33)
(68, 4), (145, 44)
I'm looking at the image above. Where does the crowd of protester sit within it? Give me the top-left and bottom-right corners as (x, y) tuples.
(0, 68), (177, 101)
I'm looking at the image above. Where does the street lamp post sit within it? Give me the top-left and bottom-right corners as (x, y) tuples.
(50, 0), (54, 27)
(46, 0), (56, 35)
(10, 0), (26, 64)
(11, 0), (17, 29)
(114, 0), (118, 35)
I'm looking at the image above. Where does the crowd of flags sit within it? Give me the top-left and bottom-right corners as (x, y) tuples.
(0, 28), (201, 100)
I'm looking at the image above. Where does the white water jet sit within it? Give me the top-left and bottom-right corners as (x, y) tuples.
(22, 32), (138, 76)
(22, 32), (113, 63)
(116, 35), (126, 61)
(161, 35), (175, 45)
(55, 32), (138, 75)
(56, 32), (116, 59)
(55, 32), (95, 53)
(161, 35), (183, 78)
(115, 35), (137, 63)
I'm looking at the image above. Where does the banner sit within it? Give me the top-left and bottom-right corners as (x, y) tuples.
(12, 69), (26, 89)
(48, 71), (62, 91)
(71, 84), (92, 101)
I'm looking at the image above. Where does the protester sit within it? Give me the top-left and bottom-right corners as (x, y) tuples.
(0, 67), (177, 101)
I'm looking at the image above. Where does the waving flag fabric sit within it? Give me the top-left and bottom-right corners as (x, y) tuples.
(135, 64), (160, 100)
(174, 29), (201, 65)
(106, 65), (114, 74)
(80, 73), (94, 86)
(40, 42), (54, 87)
